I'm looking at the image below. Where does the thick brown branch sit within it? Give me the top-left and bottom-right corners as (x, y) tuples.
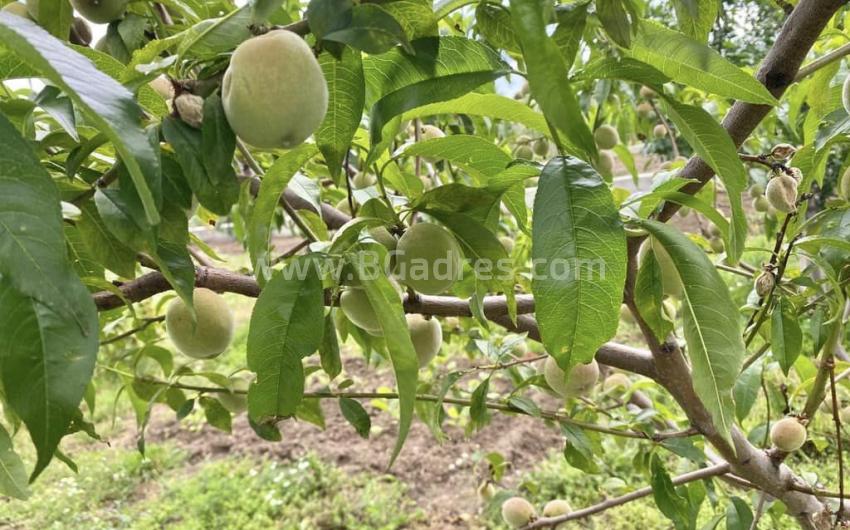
(91, 267), (658, 378)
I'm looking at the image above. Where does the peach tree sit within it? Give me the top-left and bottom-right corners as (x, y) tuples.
(0, 0), (849, 528)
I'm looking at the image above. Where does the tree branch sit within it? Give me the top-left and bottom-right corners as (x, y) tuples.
(90, 266), (659, 378)
(523, 463), (731, 529)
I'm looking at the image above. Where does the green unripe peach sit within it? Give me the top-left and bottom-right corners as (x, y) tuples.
(368, 226), (397, 250)
(533, 137), (550, 157)
(395, 223), (464, 295)
(597, 150), (615, 177)
(514, 144), (534, 160)
(770, 417), (807, 452)
(477, 481), (496, 502)
(499, 236), (514, 254)
(223, 30), (328, 149)
(166, 288), (235, 359)
(335, 198), (354, 216)
(543, 499), (571, 528)
(2, 2), (31, 18)
(594, 124), (619, 149)
(663, 298), (677, 321)
(619, 304), (634, 324)
(840, 167), (850, 201)
(752, 195), (770, 212)
(603, 372), (631, 393)
(217, 376), (250, 413)
(748, 182), (765, 198)
(765, 173), (798, 213)
(501, 497), (536, 528)
(407, 314), (442, 367)
(340, 288), (382, 334)
(510, 340), (528, 356)
(443, 316), (460, 330)
(352, 171), (376, 189)
(543, 357), (599, 398)
(652, 124), (667, 138)
(709, 236), (724, 254)
(639, 86), (656, 99)
(71, 0), (129, 24)
(636, 102), (654, 119)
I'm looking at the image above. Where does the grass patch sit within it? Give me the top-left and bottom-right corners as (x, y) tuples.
(0, 443), (422, 530)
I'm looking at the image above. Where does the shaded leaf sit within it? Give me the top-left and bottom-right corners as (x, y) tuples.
(0, 13), (162, 224)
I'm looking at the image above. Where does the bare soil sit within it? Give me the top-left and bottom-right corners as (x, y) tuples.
(117, 356), (563, 529)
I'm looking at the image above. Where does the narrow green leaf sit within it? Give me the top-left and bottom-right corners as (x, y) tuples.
(772, 297), (802, 375)
(650, 455), (690, 530)
(0, 113), (95, 330)
(317, 45), (364, 180)
(0, 425), (29, 499)
(596, 0), (638, 48)
(247, 256), (325, 421)
(475, 3), (521, 53)
(322, 4), (410, 54)
(339, 397), (371, 438)
(531, 157), (627, 369)
(0, 13), (162, 224)
(733, 360), (761, 423)
(635, 219), (744, 442)
(672, 0), (717, 42)
(0, 277), (99, 480)
(511, 0), (596, 160)
(30, 0), (72, 40)
(177, 6), (253, 60)
(354, 250), (418, 466)
(399, 93), (551, 137)
(660, 98), (746, 262)
(629, 22), (777, 105)
(397, 134), (511, 183)
(319, 312), (343, 380)
(551, 3), (588, 69)
(161, 116), (237, 216)
(634, 250), (673, 342)
(247, 144), (319, 284)
(574, 56), (670, 86)
(364, 37), (510, 153)
(200, 94), (240, 205)
(725, 497), (754, 530)
(199, 397), (232, 433)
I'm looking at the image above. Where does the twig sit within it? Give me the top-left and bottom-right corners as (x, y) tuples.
(648, 99), (679, 159)
(749, 492), (768, 530)
(236, 139), (318, 242)
(794, 41), (850, 81)
(188, 246), (215, 268)
(739, 153), (787, 172)
(98, 371), (696, 441)
(523, 464), (731, 528)
(830, 357), (846, 522)
(717, 263), (755, 278)
(270, 239), (310, 266)
(154, 3), (173, 25)
(100, 316), (164, 345)
(344, 150), (355, 216)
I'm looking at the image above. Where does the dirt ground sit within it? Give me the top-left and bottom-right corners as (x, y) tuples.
(121, 356), (563, 529)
